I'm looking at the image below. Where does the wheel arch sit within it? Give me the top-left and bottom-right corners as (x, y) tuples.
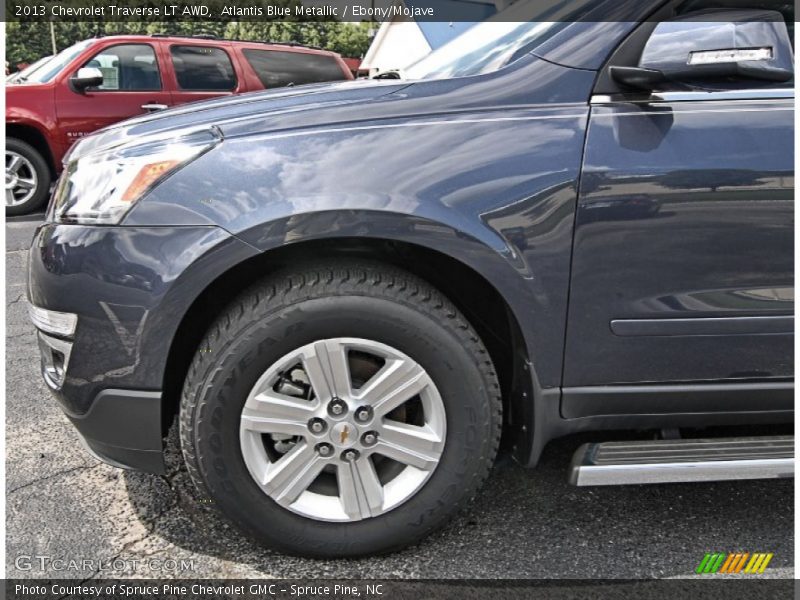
(7, 122), (57, 178)
(161, 236), (537, 462)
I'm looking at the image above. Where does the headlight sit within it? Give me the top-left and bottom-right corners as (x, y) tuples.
(50, 129), (221, 225)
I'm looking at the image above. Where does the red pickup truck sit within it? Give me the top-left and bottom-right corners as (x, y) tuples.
(6, 35), (353, 215)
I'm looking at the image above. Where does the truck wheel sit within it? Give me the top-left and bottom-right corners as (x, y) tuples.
(179, 261), (502, 557)
(6, 138), (52, 216)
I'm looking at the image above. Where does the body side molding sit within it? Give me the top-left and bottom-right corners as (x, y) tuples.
(561, 380), (793, 419)
(610, 315), (793, 337)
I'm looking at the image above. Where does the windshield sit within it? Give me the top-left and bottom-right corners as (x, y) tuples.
(24, 39), (94, 83)
(9, 55), (53, 82)
(402, 0), (605, 80)
(404, 21), (567, 80)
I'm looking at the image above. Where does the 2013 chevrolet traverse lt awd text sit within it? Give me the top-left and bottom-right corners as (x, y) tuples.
(28, 0), (794, 557)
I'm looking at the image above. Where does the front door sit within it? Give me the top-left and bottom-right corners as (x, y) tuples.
(54, 43), (172, 153)
(563, 12), (794, 417)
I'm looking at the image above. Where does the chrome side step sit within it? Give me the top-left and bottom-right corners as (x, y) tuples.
(569, 435), (794, 486)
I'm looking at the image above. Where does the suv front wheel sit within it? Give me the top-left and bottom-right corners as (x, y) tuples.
(6, 138), (51, 215)
(179, 261), (502, 557)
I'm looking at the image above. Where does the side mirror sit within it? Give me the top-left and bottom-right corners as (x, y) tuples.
(613, 9), (793, 90)
(70, 67), (103, 93)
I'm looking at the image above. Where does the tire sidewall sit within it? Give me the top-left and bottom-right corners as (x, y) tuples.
(186, 294), (495, 556)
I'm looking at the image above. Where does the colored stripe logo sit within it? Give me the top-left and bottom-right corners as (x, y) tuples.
(696, 552), (773, 574)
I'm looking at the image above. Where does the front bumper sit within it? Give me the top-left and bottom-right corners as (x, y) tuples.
(67, 389), (165, 473)
(27, 222), (258, 473)
(36, 323), (164, 472)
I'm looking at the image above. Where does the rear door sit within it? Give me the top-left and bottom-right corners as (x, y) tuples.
(240, 48), (350, 89)
(562, 11), (794, 416)
(54, 42), (172, 151)
(166, 43), (242, 106)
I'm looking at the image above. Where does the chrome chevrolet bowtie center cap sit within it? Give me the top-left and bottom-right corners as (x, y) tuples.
(330, 421), (359, 448)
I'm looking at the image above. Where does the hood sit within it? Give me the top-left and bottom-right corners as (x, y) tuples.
(5, 81), (50, 96)
(69, 78), (413, 162)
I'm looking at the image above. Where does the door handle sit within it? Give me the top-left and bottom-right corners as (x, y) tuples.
(141, 103), (168, 112)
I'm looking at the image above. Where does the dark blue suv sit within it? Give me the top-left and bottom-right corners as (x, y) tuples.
(28, 1), (794, 556)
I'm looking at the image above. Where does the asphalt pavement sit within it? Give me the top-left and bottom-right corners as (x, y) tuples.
(5, 214), (794, 579)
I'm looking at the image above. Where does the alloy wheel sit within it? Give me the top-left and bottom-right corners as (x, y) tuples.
(5, 150), (38, 207)
(239, 338), (446, 522)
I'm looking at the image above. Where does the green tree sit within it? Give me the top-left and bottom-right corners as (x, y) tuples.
(326, 22), (372, 57)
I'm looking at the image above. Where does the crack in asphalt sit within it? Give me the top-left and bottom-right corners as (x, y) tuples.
(8, 293), (25, 307)
(56, 573), (102, 600)
(8, 463), (102, 495)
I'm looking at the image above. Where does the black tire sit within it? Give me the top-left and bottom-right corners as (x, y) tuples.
(6, 138), (52, 216)
(179, 261), (502, 557)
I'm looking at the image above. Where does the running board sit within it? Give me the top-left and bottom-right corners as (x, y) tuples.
(569, 435), (794, 486)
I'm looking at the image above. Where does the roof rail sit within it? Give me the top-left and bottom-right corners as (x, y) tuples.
(263, 40), (324, 51)
(99, 33), (331, 52)
(150, 33), (220, 40)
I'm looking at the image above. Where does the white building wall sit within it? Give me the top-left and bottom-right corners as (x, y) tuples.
(360, 17), (433, 76)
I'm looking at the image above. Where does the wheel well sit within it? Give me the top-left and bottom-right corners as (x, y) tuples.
(161, 238), (532, 452)
(7, 124), (56, 177)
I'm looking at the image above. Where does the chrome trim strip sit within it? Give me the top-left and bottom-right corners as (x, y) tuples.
(569, 436), (794, 486)
(571, 458), (794, 486)
(591, 89), (794, 105)
(38, 331), (73, 390)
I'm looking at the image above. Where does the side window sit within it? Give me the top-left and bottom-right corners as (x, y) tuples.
(170, 45), (236, 91)
(242, 49), (346, 88)
(82, 44), (160, 91)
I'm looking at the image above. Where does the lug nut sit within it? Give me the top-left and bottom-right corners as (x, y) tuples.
(361, 432), (378, 446)
(316, 443), (334, 457)
(342, 449), (360, 462)
(355, 406), (373, 423)
(328, 398), (347, 417)
(308, 418), (327, 434)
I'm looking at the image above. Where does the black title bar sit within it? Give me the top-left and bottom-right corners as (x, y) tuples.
(3, 0), (785, 23)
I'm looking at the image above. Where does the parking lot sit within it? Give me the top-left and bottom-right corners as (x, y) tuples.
(6, 214), (794, 580)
